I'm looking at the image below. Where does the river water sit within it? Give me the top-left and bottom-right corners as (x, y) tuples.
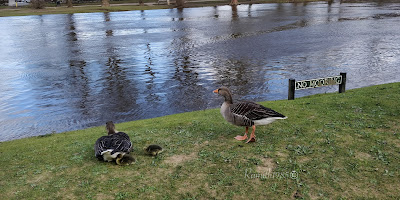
(0, 1), (399, 141)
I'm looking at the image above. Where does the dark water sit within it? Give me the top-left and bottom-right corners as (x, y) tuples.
(0, 2), (399, 141)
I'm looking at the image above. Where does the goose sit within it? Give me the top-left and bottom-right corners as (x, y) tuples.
(144, 144), (163, 156)
(213, 87), (287, 143)
(94, 121), (135, 165)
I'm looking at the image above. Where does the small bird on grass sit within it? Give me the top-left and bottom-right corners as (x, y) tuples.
(115, 153), (136, 165)
(144, 144), (163, 156)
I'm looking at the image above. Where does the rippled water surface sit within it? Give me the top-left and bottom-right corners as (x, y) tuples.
(1, 2), (400, 141)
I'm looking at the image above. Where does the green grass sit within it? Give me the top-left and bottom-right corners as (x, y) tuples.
(0, 0), (326, 17)
(1, 83), (400, 199)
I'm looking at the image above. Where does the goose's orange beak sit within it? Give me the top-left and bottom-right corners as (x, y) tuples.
(213, 89), (219, 94)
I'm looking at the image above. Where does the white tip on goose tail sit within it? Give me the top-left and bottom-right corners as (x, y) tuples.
(253, 116), (287, 126)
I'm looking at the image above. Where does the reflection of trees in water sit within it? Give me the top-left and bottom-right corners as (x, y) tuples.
(212, 57), (288, 101)
(66, 14), (78, 42)
(141, 10), (146, 20)
(99, 55), (139, 120)
(212, 59), (256, 98)
(213, 6), (219, 19)
(104, 12), (113, 37)
(143, 43), (161, 103)
(231, 5), (239, 20)
(170, 44), (207, 111)
(62, 12), (139, 122)
(229, 6), (244, 39)
(103, 57), (134, 110)
(68, 60), (90, 115)
(99, 13), (139, 119)
(166, 9), (208, 112)
(65, 14), (92, 116)
(36, 15), (51, 46)
(247, 4), (253, 17)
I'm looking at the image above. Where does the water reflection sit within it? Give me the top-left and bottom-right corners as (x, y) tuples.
(0, 2), (400, 141)
(105, 12), (114, 37)
(231, 5), (239, 20)
(167, 8), (208, 112)
(144, 43), (161, 103)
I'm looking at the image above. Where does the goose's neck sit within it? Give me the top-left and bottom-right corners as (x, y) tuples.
(224, 94), (233, 104)
(108, 128), (118, 135)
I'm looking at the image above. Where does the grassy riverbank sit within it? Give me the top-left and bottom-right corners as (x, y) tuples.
(1, 83), (399, 199)
(0, 0), (326, 17)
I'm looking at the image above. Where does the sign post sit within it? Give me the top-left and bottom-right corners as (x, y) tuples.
(339, 72), (346, 93)
(288, 72), (346, 100)
(288, 79), (295, 100)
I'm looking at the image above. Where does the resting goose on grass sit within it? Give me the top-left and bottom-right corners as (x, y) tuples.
(94, 121), (135, 165)
(213, 87), (287, 143)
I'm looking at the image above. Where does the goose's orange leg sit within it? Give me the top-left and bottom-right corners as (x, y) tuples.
(246, 125), (256, 143)
(234, 127), (248, 141)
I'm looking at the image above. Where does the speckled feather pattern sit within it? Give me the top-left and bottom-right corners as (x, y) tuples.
(216, 87), (286, 128)
(232, 101), (285, 120)
(94, 132), (133, 160)
(228, 101), (286, 127)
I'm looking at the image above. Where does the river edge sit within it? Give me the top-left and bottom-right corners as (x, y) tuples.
(1, 0), (327, 17)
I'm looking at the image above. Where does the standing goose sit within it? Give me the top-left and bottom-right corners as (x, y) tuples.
(94, 121), (135, 165)
(213, 87), (287, 143)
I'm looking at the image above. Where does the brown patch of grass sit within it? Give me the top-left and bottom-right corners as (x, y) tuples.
(355, 151), (371, 161)
(339, 134), (356, 146)
(56, 188), (77, 200)
(308, 192), (320, 200)
(164, 152), (197, 166)
(26, 171), (52, 184)
(298, 156), (311, 163)
(177, 173), (209, 196)
(203, 182), (217, 197)
(256, 157), (276, 174)
(275, 151), (288, 159)
(95, 193), (114, 200)
(385, 119), (400, 130)
(394, 141), (400, 148)
(337, 180), (380, 199)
